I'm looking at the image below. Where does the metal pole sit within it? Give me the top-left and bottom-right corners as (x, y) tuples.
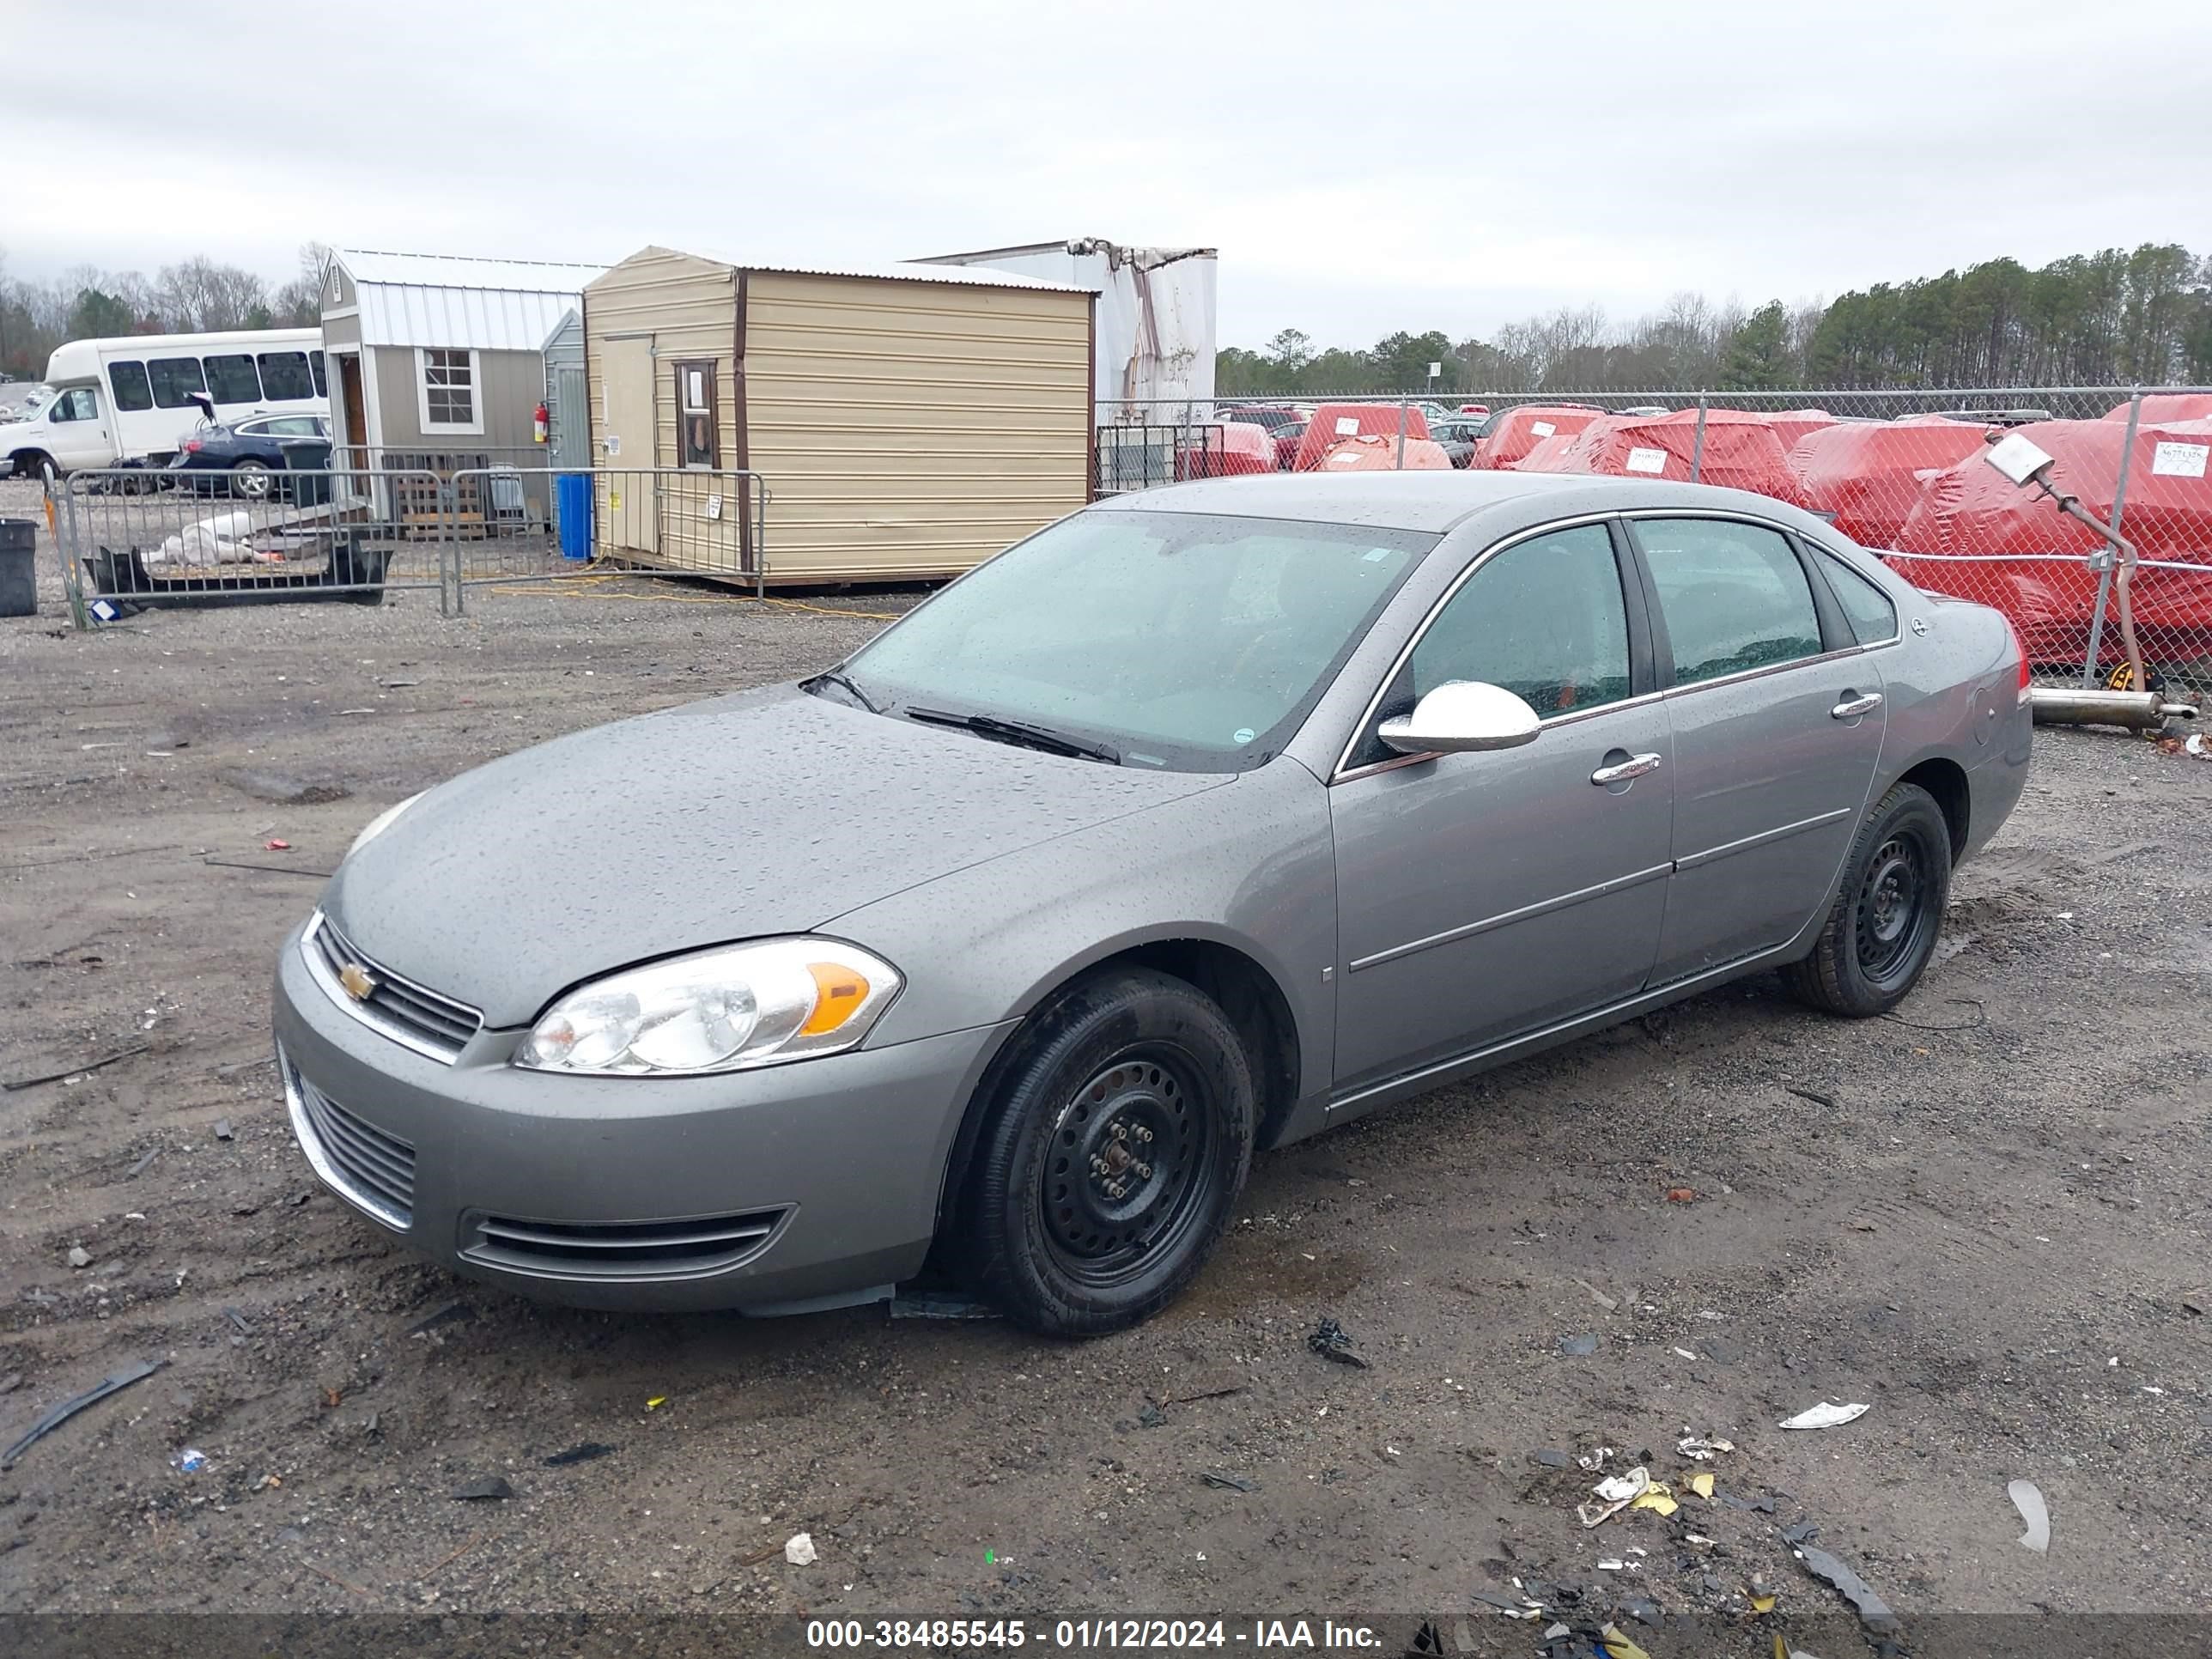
(2078, 388), (2140, 687)
(58, 481), (89, 631)
(1395, 398), (1408, 470)
(1690, 392), (1709, 483)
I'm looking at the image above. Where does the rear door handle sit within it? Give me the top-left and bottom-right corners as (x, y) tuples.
(1832, 692), (1884, 719)
(1591, 752), (1662, 786)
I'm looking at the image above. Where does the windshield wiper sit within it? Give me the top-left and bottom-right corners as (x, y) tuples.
(903, 705), (1121, 765)
(801, 668), (881, 714)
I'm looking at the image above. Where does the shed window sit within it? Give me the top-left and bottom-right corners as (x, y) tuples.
(675, 361), (720, 468)
(416, 348), (482, 434)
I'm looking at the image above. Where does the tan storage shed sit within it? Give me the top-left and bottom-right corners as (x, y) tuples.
(583, 246), (1094, 583)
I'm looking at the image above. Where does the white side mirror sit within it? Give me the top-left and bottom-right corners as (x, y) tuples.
(1377, 680), (1542, 756)
(1984, 431), (2056, 487)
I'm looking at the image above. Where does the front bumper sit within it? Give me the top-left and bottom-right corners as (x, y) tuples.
(272, 922), (1013, 1313)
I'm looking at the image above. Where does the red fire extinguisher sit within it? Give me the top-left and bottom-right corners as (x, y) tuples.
(533, 402), (550, 445)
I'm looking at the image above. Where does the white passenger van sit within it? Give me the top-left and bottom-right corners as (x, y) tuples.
(0, 328), (331, 478)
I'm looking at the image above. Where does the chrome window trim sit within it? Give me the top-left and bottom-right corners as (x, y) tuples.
(1328, 509), (1632, 783)
(1809, 547), (1904, 649)
(1657, 640), (1870, 700)
(300, 909), (482, 1066)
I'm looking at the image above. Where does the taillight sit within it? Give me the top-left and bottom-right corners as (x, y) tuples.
(2008, 620), (2032, 704)
(181, 440), (203, 454)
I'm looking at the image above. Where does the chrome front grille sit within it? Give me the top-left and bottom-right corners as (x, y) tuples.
(304, 911), (482, 1063)
(285, 1060), (416, 1228)
(462, 1209), (788, 1281)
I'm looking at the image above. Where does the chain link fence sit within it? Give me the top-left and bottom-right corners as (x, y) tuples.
(1097, 386), (2212, 690)
(48, 463), (766, 626)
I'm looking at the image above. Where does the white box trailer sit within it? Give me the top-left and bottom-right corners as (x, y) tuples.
(0, 328), (329, 478)
(914, 238), (1217, 419)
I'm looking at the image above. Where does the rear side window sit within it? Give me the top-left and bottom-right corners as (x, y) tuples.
(1820, 553), (1899, 644)
(1638, 518), (1825, 686)
(149, 356), (207, 408)
(108, 361), (153, 411)
(258, 350), (313, 400)
(205, 354), (262, 403)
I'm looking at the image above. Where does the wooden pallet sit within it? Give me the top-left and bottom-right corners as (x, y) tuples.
(393, 472), (487, 541)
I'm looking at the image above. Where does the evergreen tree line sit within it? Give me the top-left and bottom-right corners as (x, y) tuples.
(0, 244), (330, 380)
(1216, 244), (2212, 398)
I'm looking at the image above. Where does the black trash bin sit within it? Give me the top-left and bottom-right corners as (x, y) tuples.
(0, 519), (35, 618)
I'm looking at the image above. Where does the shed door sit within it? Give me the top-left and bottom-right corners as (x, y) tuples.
(550, 364), (589, 472)
(599, 337), (658, 557)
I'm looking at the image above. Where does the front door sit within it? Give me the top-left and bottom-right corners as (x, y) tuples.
(1330, 520), (1675, 1094)
(337, 353), (368, 464)
(1627, 514), (1887, 983)
(46, 386), (115, 471)
(599, 337), (658, 559)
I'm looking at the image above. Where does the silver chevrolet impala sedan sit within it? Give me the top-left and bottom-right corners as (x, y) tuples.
(274, 471), (2031, 1334)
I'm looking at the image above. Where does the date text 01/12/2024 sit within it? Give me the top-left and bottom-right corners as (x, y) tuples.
(804, 1619), (1386, 1650)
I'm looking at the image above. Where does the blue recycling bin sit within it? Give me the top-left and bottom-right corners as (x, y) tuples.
(555, 472), (593, 562)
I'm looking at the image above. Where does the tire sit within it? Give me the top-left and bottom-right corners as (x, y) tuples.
(1781, 781), (1952, 1018)
(231, 460), (272, 500)
(13, 452), (54, 483)
(959, 968), (1255, 1335)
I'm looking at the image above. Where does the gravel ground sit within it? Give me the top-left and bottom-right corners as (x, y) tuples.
(3, 472), (2210, 1655)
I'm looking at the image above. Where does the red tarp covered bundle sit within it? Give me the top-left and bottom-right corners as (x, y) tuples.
(1511, 408), (1834, 504)
(1785, 417), (1993, 550)
(1890, 418), (2212, 662)
(1291, 404), (1431, 471)
(1175, 420), (1277, 480)
(1312, 434), (1452, 472)
(1469, 404), (1603, 469)
(2104, 394), (2212, 424)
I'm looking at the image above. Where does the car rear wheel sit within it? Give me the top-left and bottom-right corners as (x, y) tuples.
(959, 968), (1254, 1335)
(231, 460), (272, 500)
(1780, 781), (1952, 1018)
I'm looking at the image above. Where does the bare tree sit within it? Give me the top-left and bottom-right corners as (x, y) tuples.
(156, 256), (270, 331)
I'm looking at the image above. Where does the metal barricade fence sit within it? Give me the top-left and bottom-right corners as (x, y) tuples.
(1100, 386), (2212, 692)
(51, 464), (769, 625)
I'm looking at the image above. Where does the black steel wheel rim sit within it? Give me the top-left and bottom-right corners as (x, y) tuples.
(1038, 1047), (1216, 1289)
(1856, 834), (1929, 981)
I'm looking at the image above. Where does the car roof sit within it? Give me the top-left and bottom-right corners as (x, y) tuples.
(1086, 470), (1844, 539)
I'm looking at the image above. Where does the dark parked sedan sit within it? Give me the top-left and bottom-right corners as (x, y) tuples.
(275, 472), (2031, 1334)
(167, 414), (332, 500)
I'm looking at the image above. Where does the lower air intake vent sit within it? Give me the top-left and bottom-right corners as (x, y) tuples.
(461, 1208), (788, 1280)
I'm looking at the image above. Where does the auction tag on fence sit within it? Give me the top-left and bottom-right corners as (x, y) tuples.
(2151, 441), (2209, 478)
(1530, 421), (1557, 437)
(1626, 447), (1670, 474)
(1334, 416), (1361, 435)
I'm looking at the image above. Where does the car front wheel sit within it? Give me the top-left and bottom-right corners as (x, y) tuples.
(960, 968), (1254, 1335)
(1781, 781), (1952, 1018)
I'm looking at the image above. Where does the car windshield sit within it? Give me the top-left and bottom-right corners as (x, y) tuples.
(837, 509), (1435, 772)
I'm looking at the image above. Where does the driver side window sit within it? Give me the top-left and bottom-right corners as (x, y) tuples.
(1353, 523), (1632, 768)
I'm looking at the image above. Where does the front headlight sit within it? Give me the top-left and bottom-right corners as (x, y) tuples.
(514, 938), (902, 1077)
(347, 791), (425, 860)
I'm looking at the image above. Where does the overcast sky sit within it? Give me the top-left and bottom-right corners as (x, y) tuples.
(9, 0), (2209, 348)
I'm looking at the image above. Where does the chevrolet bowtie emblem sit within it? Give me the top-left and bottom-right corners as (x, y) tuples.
(337, 962), (377, 1002)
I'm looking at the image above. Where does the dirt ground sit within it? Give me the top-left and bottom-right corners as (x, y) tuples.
(3, 475), (2209, 1654)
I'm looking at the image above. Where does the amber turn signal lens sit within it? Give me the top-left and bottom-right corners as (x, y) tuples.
(799, 962), (872, 1036)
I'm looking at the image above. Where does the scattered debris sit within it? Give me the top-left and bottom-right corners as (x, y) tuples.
(1780, 1520), (1820, 1546)
(1577, 1466), (1650, 1528)
(1629, 1484), (1679, 1517)
(408, 1303), (477, 1336)
(1598, 1624), (1654, 1659)
(1677, 1435), (1735, 1461)
(0, 1374), (21, 1395)
(202, 858), (334, 878)
(126, 1147), (161, 1177)
(1152, 1370), (1246, 1407)
(1308, 1318), (1370, 1367)
(169, 1448), (207, 1474)
(1686, 1472), (1717, 1500)
(888, 1290), (1000, 1320)
(1596, 1558), (1626, 1571)
(1577, 1446), (1613, 1471)
(646, 1396), (667, 1411)
(1198, 1471), (1257, 1492)
(2008, 1479), (2050, 1553)
(1796, 1542), (1900, 1633)
(1784, 1086), (1837, 1108)
(784, 1531), (817, 1566)
(1618, 1599), (1660, 1628)
(4, 1045), (151, 1093)
(1573, 1276), (1620, 1312)
(1534, 1449), (1572, 1469)
(1750, 1593), (1778, 1614)
(1779, 1401), (1869, 1431)
(452, 1475), (514, 1501)
(213, 1117), (234, 1141)
(1672, 1346), (1698, 1361)
(66, 1247), (92, 1270)
(1559, 1333), (1600, 1357)
(1136, 1402), (1167, 1429)
(1, 1358), (165, 1469)
(2186, 732), (2210, 759)
(1664, 1188), (1697, 1203)
(543, 1441), (616, 1467)
(263, 838), (292, 852)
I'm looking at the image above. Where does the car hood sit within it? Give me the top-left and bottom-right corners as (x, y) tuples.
(325, 684), (1228, 1026)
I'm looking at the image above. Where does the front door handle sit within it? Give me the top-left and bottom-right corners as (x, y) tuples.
(1832, 691), (1884, 719)
(1591, 752), (1662, 786)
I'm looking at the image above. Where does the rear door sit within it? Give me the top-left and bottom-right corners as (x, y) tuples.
(1626, 514), (1887, 984)
(1329, 520), (1674, 1092)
